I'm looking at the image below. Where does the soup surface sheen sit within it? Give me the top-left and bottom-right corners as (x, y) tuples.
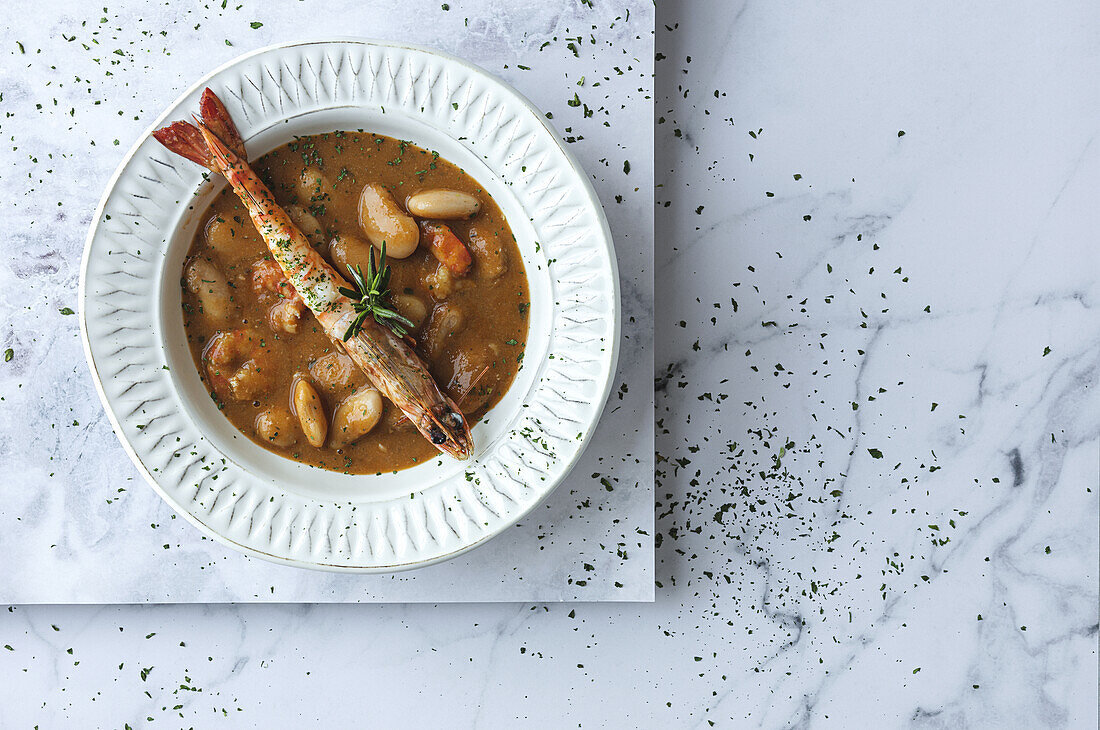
(181, 132), (530, 474)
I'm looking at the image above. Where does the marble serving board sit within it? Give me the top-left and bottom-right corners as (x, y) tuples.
(0, 0), (654, 602)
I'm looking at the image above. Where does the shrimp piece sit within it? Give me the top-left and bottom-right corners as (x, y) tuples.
(419, 220), (472, 276)
(203, 329), (271, 401)
(252, 258), (299, 297)
(252, 258), (307, 334)
(153, 89), (472, 459)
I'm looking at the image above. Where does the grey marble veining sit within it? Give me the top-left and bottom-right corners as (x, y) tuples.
(0, 0), (654, 602)
(1, 0), (1097, 727)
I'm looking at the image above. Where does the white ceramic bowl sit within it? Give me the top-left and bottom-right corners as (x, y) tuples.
(80, 39), (619, 571)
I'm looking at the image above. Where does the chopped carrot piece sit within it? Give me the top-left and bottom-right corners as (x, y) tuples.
(419, 220), (472, 276)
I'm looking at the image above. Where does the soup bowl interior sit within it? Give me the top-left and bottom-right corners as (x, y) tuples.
(158, 106), (551, 504)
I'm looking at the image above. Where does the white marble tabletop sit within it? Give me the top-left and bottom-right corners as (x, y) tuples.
(1, 0), (1097, 727)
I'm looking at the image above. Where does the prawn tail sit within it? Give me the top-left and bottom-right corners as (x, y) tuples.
(151, 88), (245, 172)
(151, 121), (215, 170)
(198, 88), (247, 160)
(193, 118), (267, 213)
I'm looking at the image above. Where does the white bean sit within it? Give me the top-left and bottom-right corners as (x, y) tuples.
(467, 226), (508, 281)
(421, 303), (464, 362)
(328, 232), (375, 278)
(330, 387), (384, 449)
(292, 378), (328, 448)
(297, 167), (331, 206)
(309, 351), (363, 393)
(254, 408), (297, 448)
(285, 204), (326, 246)
(184, 257), (231, 320)
(203, 216), (237, 257)
(358, 183), (419, 258)
(267, 299), (303, 335)
(405, 189), (481, 219)
(394, 294), (428, 330)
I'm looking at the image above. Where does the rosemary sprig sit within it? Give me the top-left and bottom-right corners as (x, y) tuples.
(338, 240), (415, 341)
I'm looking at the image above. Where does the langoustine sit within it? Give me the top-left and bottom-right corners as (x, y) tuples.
(153, 89), (473, 460)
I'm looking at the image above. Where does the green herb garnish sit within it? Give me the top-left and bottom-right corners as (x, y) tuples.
(338, 241), (414, 341)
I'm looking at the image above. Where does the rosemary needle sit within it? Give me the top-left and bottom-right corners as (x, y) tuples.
(338, 240), (414, 341)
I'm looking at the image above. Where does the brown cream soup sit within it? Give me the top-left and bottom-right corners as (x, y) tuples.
(181, 132), (529, 474)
